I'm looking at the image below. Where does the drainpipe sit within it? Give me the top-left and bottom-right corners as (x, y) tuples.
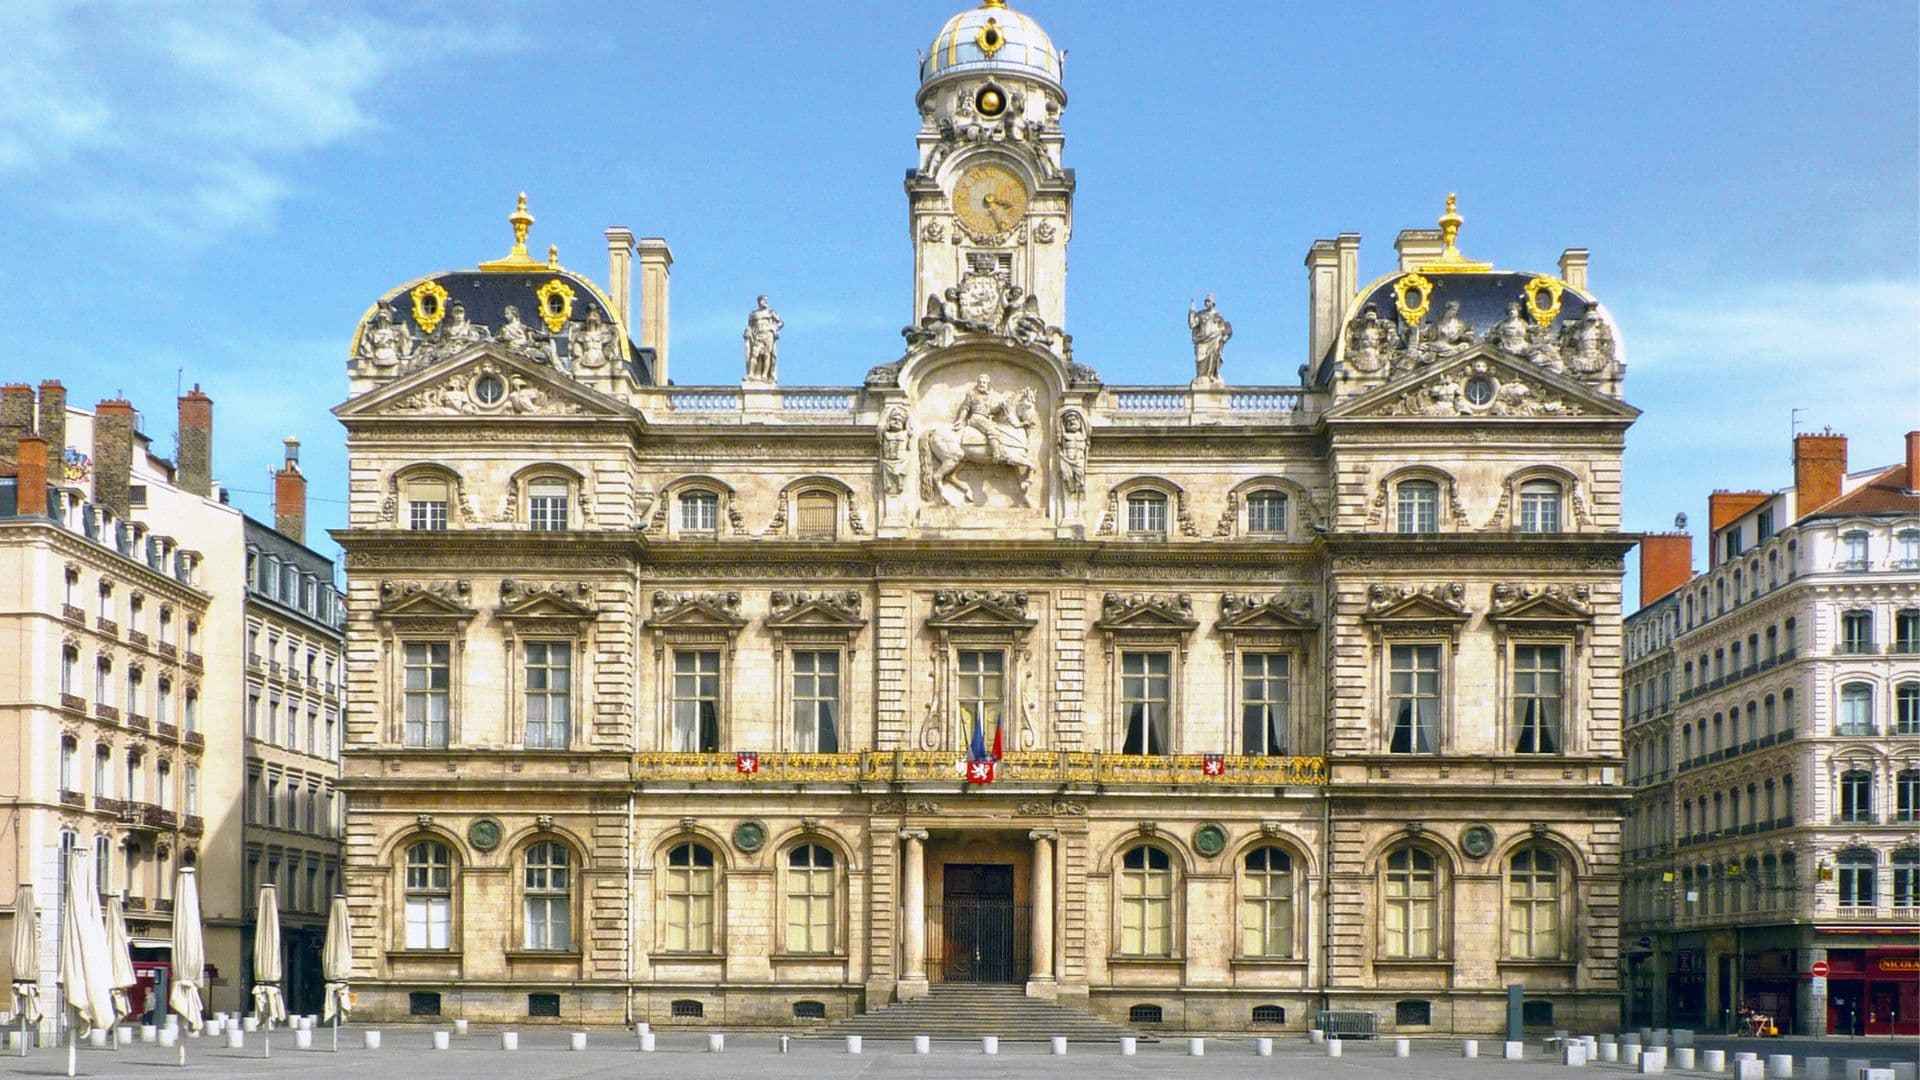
(625, 790), (634, 1025)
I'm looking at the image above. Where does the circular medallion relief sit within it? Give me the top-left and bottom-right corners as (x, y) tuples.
(732, 820), (768, 854)
(1464, 375), (1496, 407)
(1460, 824), (1495, 859)
(468, 818), (502, 852)
(1193, 823), (1228, 858)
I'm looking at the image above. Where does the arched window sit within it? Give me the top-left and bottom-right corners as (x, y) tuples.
(522, 842), (572, 951)
(1239, 847), (1294, 958)
(1245, 490), (1287, 535)
(1507, 848), (1562, 959)
(1125, 490), (1168, 536)
(679, 490), (719, 533)
(1681, 723), (1693, 761)
(1763, 695), (1777, 735)
(784, 844), (836, 954)
(1396, 480), (1438, 534)
(404, 840), (454, 949)
(794, 491), (837, 540)
(663, 842), (716, 953)
(1382, 845), (1439, 959)
(1839, 769), (1873, 823)
(1517, 480), (1562, 533)
(1118, 845), (1174, 956)
(1894, 849), (1919, 908)
(404, 475), (450, 531)
(1838, 683), (1874, 736)
(1837, 849), (1875, 908)
(527, 477), (570, 532)
(1897, 683), (1919, 736)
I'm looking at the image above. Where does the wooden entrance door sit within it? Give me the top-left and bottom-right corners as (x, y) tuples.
(941, 864), (1016, 983)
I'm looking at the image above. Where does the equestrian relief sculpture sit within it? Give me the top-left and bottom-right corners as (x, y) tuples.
(920, 373), (1041, 508)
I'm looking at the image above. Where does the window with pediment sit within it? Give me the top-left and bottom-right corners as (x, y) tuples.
(1364, 585), (1468, 754)
(1097, 593), (1197, 755)
(645, 590), (745, 752)
(924, 590), (1036, 753)
(766, 590), (865, 752)
(1216, 592), (1316, 756)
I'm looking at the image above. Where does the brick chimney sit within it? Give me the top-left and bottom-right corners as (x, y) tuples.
(36, 381), (66, 478)
(274, 436), (306, 544)
(1639, 532), (1694, 608)
(92, 398), (136, 517)
(1906, 429), (1919, 491)
(0, 383), (32, 469)
(1707, 490), (1770, 533)
(176, 385), (213, 498)
(14, 436), (48, 517)
(1792, 429), (1848, 518)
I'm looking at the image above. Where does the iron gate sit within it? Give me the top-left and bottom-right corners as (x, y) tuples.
(938, 864), (1023, 983)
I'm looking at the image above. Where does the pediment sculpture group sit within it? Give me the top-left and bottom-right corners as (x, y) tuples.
(1344, 297), (1617, 384)
(358, 300), (622, 375)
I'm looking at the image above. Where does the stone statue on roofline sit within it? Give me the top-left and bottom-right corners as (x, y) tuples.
(742, 295), (783, 384)
(1188, 294), (1231, 386)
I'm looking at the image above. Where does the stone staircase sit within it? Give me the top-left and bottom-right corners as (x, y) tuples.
(811, 984), (1148, 1042)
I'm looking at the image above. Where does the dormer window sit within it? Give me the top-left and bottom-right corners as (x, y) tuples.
(1840, 531), (1869, 570)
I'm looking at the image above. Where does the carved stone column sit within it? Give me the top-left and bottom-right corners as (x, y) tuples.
(1028, 829), (1056, 996)
(899, 829), (930, 1000)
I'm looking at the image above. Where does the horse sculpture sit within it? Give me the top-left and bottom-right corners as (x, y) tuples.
(920, 386), (1040, 508)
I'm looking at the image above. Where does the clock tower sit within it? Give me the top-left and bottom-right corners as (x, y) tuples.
(909, 0), (1071, 331)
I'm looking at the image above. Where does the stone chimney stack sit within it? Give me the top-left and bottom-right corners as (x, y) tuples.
(1639, 532), (1693, 608)
(0, 383), (32, 469)
(37, 380), (66, 476)
(1558, 248), (1590, 292)
(605, 226), (636, 333)
(1393, 228), (1444, 272)
(1304, 239), (1341, 363)
(176, 384), (213, 498)
(92, 398), (136, 517)
(636, 237), (674, 384)
(1792, 429), (1848, 519)
(14, 436), (48, 517)
(274, 436), (307, 544)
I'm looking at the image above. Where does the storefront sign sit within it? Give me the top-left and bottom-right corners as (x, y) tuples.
(1877, 956), (1919, 974)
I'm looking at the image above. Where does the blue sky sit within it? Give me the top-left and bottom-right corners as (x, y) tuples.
(3, 1), (1915, 602)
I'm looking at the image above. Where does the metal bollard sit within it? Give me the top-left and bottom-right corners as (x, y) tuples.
(707, 1033), (725, 1053)
(1327, 1037), (1342, 1058)
(1463, 1039), (1478, 1058)
(845, 1036), (862, 1054)
(914, 1035), (930, 1055)
(1395, 1038), (1410, 1058)
(433, 1031), (449, 1050)
(501, 1032), (518, 1051)
(1052, 1036), (1067, 1055)
(1254, 1037), (1272, 1057)
(982, 1036), (997, 1055)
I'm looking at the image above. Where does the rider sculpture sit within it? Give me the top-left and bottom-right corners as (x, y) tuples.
(920, 373), (1040, 508)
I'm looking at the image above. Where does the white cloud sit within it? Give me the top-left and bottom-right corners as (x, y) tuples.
(1620, 278), (1920, 380)
(0, 1), (500, 241)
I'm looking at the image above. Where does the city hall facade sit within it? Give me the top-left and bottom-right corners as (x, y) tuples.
(334, 1), (1638, 1034)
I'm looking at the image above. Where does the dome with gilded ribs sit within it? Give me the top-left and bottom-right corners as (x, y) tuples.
(921, 0), (1062, 94)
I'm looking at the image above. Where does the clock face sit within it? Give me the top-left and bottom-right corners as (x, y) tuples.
(952, 163), (1028, 238)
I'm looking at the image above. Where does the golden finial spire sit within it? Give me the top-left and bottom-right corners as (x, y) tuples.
(1417, 191), (1492, 274)
(982, 0), (1006, 8)
(547, 244), (559, 269)
(480, 191), (544, 272)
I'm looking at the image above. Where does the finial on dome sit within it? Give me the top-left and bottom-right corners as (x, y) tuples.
(982, 0), (1006, 8)
(1417, 191), (1492, 274)
(480, 191), (544, 272)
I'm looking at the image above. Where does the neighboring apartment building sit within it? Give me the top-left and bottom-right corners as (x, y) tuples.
(239, 439), (345, 1017)
(0, 382), (343, 1024)
(332, 0), (1637, 1035)
(1622, 430), (1920, 1036)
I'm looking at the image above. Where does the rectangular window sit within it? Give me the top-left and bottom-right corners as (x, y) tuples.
(1240, 652), (1290, 755)
(1388, 645), (1442, 753)
(1512, 645), (1565, 754)
(1126, 493), (1167, 535)
(670, 650), (721, 752)
(266, 778), (279, 826)
(956, 649), (1004, 751)
(790, 650), (840, 752)
(794, 492), (836, 539)
(405, 896), (450, 950)
(1899, 610), (1920, 653)
(679, 492), (717, 533)
(523, 642), (572, 749)
(1120, 651), (1171, 755)
(245, 773), (259, 824)
(1756, 509), (1774, 541)
(1396, 482), (1438, 533)
(406, 477), (450, 531)
(1839, 773), (1873, 823)
(403, 643), (451, 747)
(528, 479), (569, 532)
(1518, 482), (1561, 533)
(1841, 610), (1874, 653)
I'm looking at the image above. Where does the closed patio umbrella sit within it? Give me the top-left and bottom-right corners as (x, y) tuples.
(9, 884), (41, 1056)
(59, 848), (115, 1076)
(321, 894), (353, 1050)
(104, 896), (136, 1029)
(250, 884), (284, 1057)
(168, 868), (203, 1068)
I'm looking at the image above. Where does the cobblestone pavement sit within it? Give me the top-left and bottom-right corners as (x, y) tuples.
(2, 1030), (1917, 1079)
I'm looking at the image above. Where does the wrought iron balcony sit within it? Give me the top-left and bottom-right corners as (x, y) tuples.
(629, 750), (1329, 787)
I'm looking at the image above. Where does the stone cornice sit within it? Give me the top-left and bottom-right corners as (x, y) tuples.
(0, 520), (212, 606)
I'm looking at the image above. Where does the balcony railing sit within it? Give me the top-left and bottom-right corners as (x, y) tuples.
(59, 692), (85, 713)
(93, 703), (118, 722)
(156, 642), (176, 660)
(62, 604), (85, 624)
(183, 814), (204, 836)
(125, 713), (149, 733)
(185, 652), (202, 671)
(156, 722), (177, 742)
(59, 789), (85, 808)
(184, 730), (205, 750)
(1835, 812), (1877, 825)
(1836, 641), (1877, 656)
(95, 617), (117, 636)
(127, 630), (148, 648)
(631, 750), (1329, 787)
